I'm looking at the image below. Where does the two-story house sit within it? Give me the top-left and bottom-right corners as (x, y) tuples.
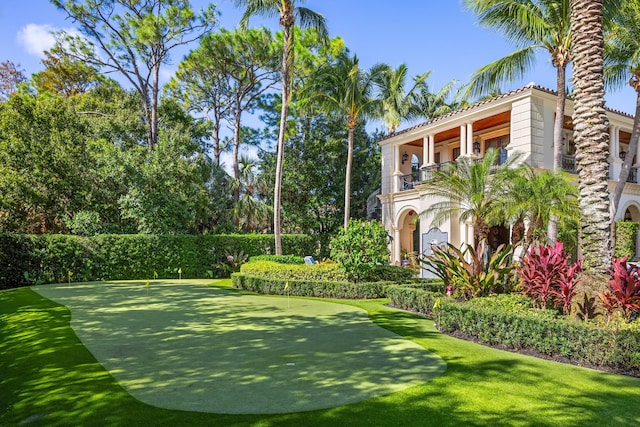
(377, 83), (640, 270)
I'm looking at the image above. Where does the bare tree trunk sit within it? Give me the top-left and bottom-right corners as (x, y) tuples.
(570, 0), (612, 272)
(150, 64), (160, 151)
(233, 101), (242, 205)
(344, 126), (354, 229)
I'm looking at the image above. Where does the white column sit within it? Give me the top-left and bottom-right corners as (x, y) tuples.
(393, 144), (401, 173)
(393, 227), (401, 266)
(460, 125), (467, 157)
(421, 136), (429, 168)
(467, 122), (474, 155)
(392, 144), (402, 192)
(428, 134), (435, 164)
(610, 125), (619, 160)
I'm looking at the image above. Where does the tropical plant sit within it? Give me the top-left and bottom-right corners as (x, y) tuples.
(488, 167), (579, 246)
(598, 256), (640, 322)
(575, 291), (602, 321)
(330, 219), (389, 282)
(420, 240), (515, 300)
(235, 0), (328, 255)
(420, 147), (521, 244)
(517, 241), (582, 314)
(569, 0), (613, 272)
(302, 53), (384, 229)
(604, 0), (640, 222)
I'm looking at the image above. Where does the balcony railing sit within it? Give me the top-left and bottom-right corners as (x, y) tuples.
(562, 155), (576, 173)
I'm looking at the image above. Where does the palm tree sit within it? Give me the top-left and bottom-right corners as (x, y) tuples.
(569, 0), (611, 272)
(604, 0), (640, 223)
(413, 75), (461, 120)
(302, 53), (384, 229)
(465, 0), (573, 244)
(231, 155), (272, 233)
(234, 0), (328, 254)
(373, 64), (429, 134)
(488, 167), (579, 246)
(420, 148), (521, 244)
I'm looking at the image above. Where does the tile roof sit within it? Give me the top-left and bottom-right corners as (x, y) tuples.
(377, 83), (634, 143)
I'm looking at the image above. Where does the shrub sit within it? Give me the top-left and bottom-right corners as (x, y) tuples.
(517, 242), (582, 314)
(361, 265), (415, 283)
(420, 240), (515, 300)
(330, 220), (389, 282)
(598, 257), (640, 323)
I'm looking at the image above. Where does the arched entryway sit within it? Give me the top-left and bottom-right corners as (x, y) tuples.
(623, 204), (640, 222)
(395, 208), (419, 266)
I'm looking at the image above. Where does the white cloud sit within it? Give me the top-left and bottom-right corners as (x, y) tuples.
(17, 24), (84, 58)
(17, 24), (56, 57)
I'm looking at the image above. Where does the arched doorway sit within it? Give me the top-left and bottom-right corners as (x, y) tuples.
(396, 209), (419, 266)
(623, 204), (640, 222)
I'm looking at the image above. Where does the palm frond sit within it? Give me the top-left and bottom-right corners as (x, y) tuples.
(463, 46), (536, 100)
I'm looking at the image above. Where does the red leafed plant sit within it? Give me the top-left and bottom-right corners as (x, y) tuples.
(598, 256), (640, 322)
(517, 241), (582, 314)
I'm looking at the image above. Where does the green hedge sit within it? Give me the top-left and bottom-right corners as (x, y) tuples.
(387, 288), (640, 372)
(614, 221), (640, 259)
(0, 233), (315, 289)
(231, 273), (389, 299)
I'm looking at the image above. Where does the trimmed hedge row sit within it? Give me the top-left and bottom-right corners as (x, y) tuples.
(386, 287), (640, 372)
(231, 273), (389, 299)
(0, 233), (315, 289)
(239, 260), (416, 284)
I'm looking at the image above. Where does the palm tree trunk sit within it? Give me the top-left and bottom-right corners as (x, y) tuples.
(570, 0), (612, 272)
(344, 126), (354, 229)
(611, 88), (640, 222)
(548, 64), (569, 244)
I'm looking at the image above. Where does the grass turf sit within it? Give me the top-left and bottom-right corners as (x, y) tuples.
(1, 280), (640, 426)
(31, 280), (445, 414)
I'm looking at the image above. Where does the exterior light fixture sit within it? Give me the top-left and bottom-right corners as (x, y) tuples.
(402, 152), (409, 164)
(473, 141), (481, 155)
(620, 150), (627, 160)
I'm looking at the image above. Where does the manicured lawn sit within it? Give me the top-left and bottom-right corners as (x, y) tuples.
(2, 279), (640, 426)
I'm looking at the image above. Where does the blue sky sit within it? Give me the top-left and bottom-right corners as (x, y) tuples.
(1, 0), (636, 120)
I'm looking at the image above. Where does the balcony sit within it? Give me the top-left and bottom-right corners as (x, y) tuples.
(564, 154), (638, 183)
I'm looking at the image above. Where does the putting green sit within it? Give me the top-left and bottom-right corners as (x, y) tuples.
(34, 280), (445, 414)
